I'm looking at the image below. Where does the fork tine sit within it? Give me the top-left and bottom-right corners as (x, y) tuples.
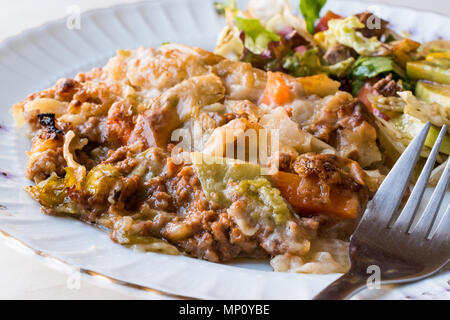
(358, 122), (431, 227)
(391, 125), (447, 228)
(427, 204), (450, 241)
(408, 157), (450, 238)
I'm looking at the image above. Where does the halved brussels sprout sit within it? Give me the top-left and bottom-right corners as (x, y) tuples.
(85, 164), (120, 198)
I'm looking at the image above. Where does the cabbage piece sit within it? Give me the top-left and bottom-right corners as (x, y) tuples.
(398, 91), (450, 128)
(237, 178), (290, 224)
(249, 0), (314, 43)
(191, 153), (291, 225)
(259, 107), (311, 152)
(373, 117), (406, 163)
(316, 16), (389, 56)
(389, 113), (426, 145)
(214, 0), (315, 71)
(385, 113), (450, 158)
(247, 0), (285, 24)
(63, 131), (87, 190)
(214, 25), (244, 60)
(376, 112), (447, 167)
(259, 107), (335, 154)
(112, 216), (180, 254)
(26, 173), (77, 214)
(235, 16), (280, 54)
(130, 147), (166, 181)
(191, 153), (262, 206)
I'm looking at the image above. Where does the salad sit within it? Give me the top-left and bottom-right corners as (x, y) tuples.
(214, 0), (450, 181)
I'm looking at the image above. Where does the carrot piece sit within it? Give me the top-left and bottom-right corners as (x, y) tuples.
(270, 171), (360, 219)
(261, 72), (293, 106)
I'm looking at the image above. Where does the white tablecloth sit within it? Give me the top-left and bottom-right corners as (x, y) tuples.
(0, 0), (449, 300)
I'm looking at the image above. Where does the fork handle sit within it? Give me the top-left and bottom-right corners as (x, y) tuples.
(313, 272), (368, 300)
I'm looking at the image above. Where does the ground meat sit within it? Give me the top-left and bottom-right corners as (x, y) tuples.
(169, 209), (266, 262)
(355, 12), (389, 39)
(106, 101), (135, 146)
(278, 152), (295, 172)
(25, 147), (65, 183)
(292, 154), (365, 192)
(323, 44), (357, 65)
(372, 74), (402, 97)
(75, 117), (107, 144)
(100, 160), (269, 262)
(54, 78), (81, 101)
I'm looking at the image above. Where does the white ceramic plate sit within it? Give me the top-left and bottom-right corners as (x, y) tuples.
(0, 0), (448, 300)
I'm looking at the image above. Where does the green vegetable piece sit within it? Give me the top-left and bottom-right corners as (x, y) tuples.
(286, 48), (323, 77)
(424, 125), (450, 155)
(235, 16), (280, 54)
(416, 81), (450, 108)
(237, 178), (291, 224)
(320, 16), (387, 56)
(26, 173), (77, 214)
(85, 164), (120, 197)
(192, 153), (261, 206)
(390, 114), (450, 155)
(192, 153), (291, 225)
(283, 48), (354, 78)
(351, 56), (405, 79)
(407, 61), (450, 85)
(351, 78), (365, 96)
(428, 58), (450, 68)
(323, 57), (355, 78)
(300, 0), (327, 34)
(27, 173), (66, 208)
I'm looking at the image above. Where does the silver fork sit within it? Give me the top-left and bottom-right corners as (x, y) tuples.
(314, 122), (450, 300)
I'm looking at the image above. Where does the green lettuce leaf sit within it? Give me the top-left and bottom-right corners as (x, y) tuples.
(323, 57), (355, 78)
(235, 16), (280, 54)
(300, 0), (327, 34)
(319, 16), (387, 56)
(351, 56), (405, 79)
(283, 48), (354, 78)
(283, 48), (322, 76)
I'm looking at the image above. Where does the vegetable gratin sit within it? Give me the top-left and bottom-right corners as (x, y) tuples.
(10, 0), (450, 274)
